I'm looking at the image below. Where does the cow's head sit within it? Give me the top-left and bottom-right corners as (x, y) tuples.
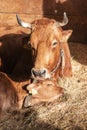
(16, 13), (72, 80)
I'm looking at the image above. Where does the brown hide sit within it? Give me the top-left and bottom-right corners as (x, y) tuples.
(24, 79), (63, 106)
(0, 72), (18, 116)
(29, 18), (72, 80)
(0, 72), (28, 117)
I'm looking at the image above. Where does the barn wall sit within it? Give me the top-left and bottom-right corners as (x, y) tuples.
(0, 0), (87, 43)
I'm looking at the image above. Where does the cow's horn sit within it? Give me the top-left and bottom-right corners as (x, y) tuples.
(57, 12), (68, 27)
(16, 14), (32, 29)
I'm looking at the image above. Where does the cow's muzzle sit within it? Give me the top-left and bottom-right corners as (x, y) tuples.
(31, 68), (46, 78)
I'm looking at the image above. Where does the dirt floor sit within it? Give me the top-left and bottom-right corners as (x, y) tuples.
(0, 24), (87, 130)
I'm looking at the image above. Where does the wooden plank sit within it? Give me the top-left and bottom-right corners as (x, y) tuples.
(0, 0), (87, 16)
(0, 13), (42, 25)
(0, 0), (43, 14)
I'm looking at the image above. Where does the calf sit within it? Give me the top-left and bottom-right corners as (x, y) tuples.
(24, 79), (63, 106)
(0, 72), (28, 117)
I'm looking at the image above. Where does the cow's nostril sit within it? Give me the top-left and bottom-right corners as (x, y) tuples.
(40, 70), (46, 76)
(31, 69), (46, 77)
(31, 69), (38, 77)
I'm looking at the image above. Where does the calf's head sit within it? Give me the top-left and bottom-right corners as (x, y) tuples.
(24, 79), (63, 106)
(16, 13), (72, 80)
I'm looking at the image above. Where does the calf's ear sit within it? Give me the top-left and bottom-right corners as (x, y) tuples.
(61, 30), (73, 42)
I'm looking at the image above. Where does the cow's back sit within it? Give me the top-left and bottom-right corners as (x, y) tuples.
(0, 72), (18, 116)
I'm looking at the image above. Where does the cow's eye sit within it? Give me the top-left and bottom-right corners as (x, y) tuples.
(52, 40), (58, 47)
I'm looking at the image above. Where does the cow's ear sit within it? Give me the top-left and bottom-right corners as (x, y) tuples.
(61, 30), (73, 42)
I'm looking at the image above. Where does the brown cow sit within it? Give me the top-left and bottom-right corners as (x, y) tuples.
(0, 72), (28, 117)
(0, 72), (18, 116)
(16, 12), (73, 81)
(24, 79), (63, 106)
